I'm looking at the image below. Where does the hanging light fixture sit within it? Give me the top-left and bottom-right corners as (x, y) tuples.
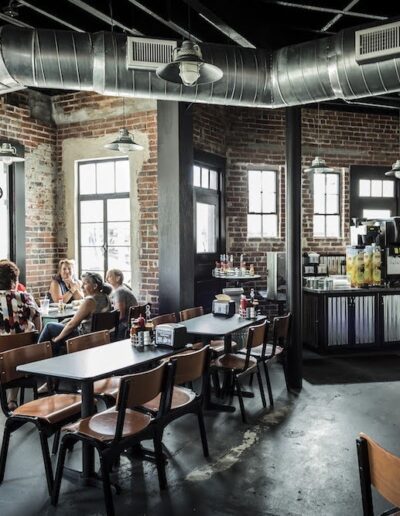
(304, 103), (333, 174)
(0, 142), (24, 164)
(156, 4), (223, 87)
(385, 110), (400, 178)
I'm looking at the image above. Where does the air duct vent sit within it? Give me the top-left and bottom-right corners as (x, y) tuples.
(127, 37), (177, 70)
(355, 21), (400, 63)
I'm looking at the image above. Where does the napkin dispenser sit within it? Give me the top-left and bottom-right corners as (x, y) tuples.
(155, 323), (187, 349)
(212, 299), (236, 317)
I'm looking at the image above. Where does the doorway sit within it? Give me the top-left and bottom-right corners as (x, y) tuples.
(193, 150), (225, 311)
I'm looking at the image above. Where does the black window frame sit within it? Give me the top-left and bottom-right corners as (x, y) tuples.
(247, 167), (279, 239)
(313, 171), (342, 238)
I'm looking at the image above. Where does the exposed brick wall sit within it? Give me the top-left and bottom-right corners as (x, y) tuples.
(0, 93), (58, 298)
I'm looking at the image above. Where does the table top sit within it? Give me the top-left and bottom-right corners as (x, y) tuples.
(17, 340), (176, 382)
(41, 308), (77, 319)
(180, 313), (266, 337)
(212, 272), (261, 281)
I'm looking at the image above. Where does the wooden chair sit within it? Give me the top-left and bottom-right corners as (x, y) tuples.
(51, 361), (173, 516)
(211, 320), (267, 423)
(179, 306), (237, 354)
(239, 313), (291, 406)
(66, 330), (120, 406)
(357, 433), (400, 515)
(150, 312), (177, 327)
(91, 310), (120, 341)
(0, 342), (82, 495)
(142, 346), (211, 457)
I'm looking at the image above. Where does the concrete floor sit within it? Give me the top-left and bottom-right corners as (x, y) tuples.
(0, 360), (398, 516)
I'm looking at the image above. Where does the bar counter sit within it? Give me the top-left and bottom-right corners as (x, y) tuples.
(303, 285), (400, 353)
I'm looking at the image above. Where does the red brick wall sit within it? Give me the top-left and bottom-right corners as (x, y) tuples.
(0, 93), (58, 298)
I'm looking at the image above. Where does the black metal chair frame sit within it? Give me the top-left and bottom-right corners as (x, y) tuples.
(51, 361), (175, 516)
(91, 310), (120, 341)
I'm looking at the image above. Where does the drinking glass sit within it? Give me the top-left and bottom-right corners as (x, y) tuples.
(40, 298), (50, 315)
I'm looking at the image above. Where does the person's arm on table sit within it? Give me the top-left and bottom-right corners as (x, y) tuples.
(52, 298), (95, 343)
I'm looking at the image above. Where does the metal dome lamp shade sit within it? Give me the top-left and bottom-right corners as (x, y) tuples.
(104, 128), (143, 152)
(385, 111), (400, 178)
(0, 142), (24, 164)
(156, 40), (223, 87)
(304, 104), (333, 174)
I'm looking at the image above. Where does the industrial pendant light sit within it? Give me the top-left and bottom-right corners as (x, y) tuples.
(0, 142), (24, 164)
(385, 110), (400, 178)
(304, 103), (333, 174)
(156, 4), (222, 87)
(104, 97), (143, 152)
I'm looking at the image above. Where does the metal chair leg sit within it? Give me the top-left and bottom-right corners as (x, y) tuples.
(248, 373), (254, 387)
(39, 430), (54, 496)
(153, 430), (167, 490)
(256, 366), (267, 408)
(282, 356), (290, 391)
(235, 376), (247, 423)
(99, 454), (115, 516)
(211, 370), (221, 398)
(19, 388), (25, 406)
(263, 361), (274, 406)
(197, 408), (209, 457)
(51, 438), (69, 506)
(52, 430), (61, 455)
(0, 422), (12, 483)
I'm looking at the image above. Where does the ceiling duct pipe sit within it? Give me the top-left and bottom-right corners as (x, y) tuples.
(1, 22), (400, 108)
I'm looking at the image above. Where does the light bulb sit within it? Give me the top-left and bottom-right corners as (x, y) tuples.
(394, 170), (400, 179)
(117, 143), (132, 153)
(179, 61), (201, 86)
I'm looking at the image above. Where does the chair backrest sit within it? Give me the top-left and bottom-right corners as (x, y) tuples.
(241, 320), (268, 370)
(173, 345), (210, 386)
(357, 433), (400, 514)
(91, 310), (120, 333)
(128, 303), (152, 323)
(66, 330), (110, 354)
(0, 331), (38, 353)
(0, 341), (52, 385)
(179, 306), (204, 322)
(272, 313), (291, 342)
(151, 313), (177, 328)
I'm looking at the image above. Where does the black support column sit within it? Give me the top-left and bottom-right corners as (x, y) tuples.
(157, 101), (194, 314)
(285, 107), (303, 390)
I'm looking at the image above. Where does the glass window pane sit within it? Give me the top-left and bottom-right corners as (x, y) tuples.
(262, 215), (277, 237)
(196, 202), (216, 253)
(80, 200), (103, 223)
(80, 223), (104, 246)
(314, 191), (325, 214)
(262, 193), (276, 213)
(115, 159), (130, 193)
(120, 271), (131, 286)
(248, 170), (262, 212)
(359, 179), (370, 197)
(262, 171), (276, 193)
(97, 161), (115, 194)
(107, 198), (130, 222)
(247, 214), (262, 238)
(81, 247), (104, 271)
(79, 163), (96, 194)
(382, 180), (394, 197)
(108, 222), (130, 246)
(0, 164), (9, 259)
(371, 180), (382, 197)
(313, 215), (325, 237)
(313, 174), (326, 196)
(108, 247), (130, 270)
(326, 194), (339, 214)
(209, 170), (218, 190)
(326, 215), (340, 237)
(326, 174), (338, 194)
(201, 168), (209, 188)
(363, 209), (391, 219)
(193, 165), (201, 187)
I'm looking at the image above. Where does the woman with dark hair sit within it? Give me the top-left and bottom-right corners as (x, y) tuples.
(38, 272), (112, 353)
(0, 260), (40, 410)
(48, 259), (84, 304)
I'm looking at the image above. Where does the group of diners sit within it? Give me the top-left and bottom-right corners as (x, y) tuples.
(0, 258), (139, 410)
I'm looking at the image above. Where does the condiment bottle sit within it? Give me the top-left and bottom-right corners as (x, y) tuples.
(249, 264), (255, 276)
(58, 296), (64, 312)
(240, 295), (247, 317)
(137, 313), (146, 328)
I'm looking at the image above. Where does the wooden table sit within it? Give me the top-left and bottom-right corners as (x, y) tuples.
(180, 313), (266, 412)
(17, 340), (176, 483)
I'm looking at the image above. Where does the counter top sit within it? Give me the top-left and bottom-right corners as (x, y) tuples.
(304, 286), (400, 294)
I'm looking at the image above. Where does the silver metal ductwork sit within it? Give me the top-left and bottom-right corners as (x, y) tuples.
(0, 23), (400, 108)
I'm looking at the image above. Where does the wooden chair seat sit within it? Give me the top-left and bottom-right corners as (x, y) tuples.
(93, 377), (121, 398)
(212, 353), (257, 372)
(143, 386), (196, 412)
(64, 407), (152, 443)
(238, 343), (283, 359)
(13, 394), (81, 424)
(192, 339), (237, 353)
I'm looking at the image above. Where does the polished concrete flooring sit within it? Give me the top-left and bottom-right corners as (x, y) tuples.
(0, 357), (398, 516)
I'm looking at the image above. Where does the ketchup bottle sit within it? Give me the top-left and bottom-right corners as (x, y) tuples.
(137, 313), (145, 328)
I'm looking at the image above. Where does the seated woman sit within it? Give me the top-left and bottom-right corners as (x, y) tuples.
(39, 272), (112, 353)
(48, 259), (84, 304)
(0, 260), (41, 410)
(106, 269), (138, 339)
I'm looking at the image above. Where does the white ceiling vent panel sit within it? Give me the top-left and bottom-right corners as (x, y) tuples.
(355, 21), (400, 64)
(127, 37), (177, 70)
